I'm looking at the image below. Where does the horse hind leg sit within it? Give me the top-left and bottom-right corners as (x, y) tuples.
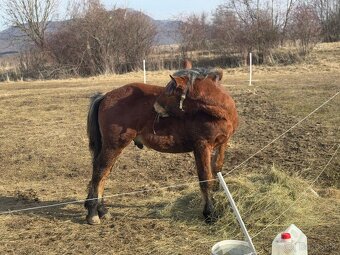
(85, 146), (122, 225)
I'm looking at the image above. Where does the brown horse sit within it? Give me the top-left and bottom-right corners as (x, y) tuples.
(85, 67), (238, 225)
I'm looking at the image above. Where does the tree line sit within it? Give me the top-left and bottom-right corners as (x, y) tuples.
(179, 0), (340, 64)
(1, 0), (339, 79)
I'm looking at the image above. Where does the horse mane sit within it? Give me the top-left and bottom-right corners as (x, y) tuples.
(165, 68), (223, 95)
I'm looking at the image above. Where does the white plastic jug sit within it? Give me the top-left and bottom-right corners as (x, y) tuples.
(272, 224), (307, 255)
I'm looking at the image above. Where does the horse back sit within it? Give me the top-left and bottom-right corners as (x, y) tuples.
(101, 83), (163, 107)
(97, 83), (163, 134)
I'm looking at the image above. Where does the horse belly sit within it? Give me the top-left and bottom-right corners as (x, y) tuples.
(137, 132), (192, 153)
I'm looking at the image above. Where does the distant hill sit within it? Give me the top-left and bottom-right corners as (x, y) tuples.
(0, 15), (181, 57)
(153, 19), (181, 45)
(0, 20), (64, 57)
(0, 26), (26, 56)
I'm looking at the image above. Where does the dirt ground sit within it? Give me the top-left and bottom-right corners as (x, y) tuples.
(0, 43), (339, 254)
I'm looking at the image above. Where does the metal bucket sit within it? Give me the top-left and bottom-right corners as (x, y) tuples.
(211, 240), (254, 255)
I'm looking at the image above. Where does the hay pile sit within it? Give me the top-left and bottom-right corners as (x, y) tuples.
(156, 165), (339, 253)
(213, 166), (330, 237)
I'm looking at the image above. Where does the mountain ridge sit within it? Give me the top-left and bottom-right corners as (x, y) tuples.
(0, 16), (181, 57)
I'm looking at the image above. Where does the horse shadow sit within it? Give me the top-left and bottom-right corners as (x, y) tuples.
(106, 191), (203, 223)
(164, 192), (203, 222)
(0, 192), (204, 225)
(0, 196), (86, 224)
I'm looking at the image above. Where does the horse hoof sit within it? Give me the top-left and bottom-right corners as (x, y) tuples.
(204, 212), (218, 224)
(87, 215), (101, 225)
(100, 211), (112, 220)
(205, 216), (217, 224)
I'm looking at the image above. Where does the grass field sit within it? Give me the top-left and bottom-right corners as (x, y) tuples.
(0, 42), (339, 254)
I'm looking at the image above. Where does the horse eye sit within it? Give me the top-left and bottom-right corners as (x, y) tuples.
(175, 87), (183, 93)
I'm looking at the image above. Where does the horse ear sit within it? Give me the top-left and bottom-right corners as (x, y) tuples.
(165, 75), (177, 95)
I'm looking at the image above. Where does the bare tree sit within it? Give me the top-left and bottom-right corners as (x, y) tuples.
(212, 4), (252, 65)
(48, 1), (157, 75)
(3, 0), (58, 50)
(280, 0), (298, 43)
(214, 1), (281, 64)
(326, 5), (340, 41)
(178, 13), (211, 57)
(212, 6), (239, 52)
(313, 0), (340, 41)
(289, 3), (321, 53)
(117, 9), (157, 71)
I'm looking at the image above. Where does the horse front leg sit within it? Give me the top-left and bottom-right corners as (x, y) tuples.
(85, 147), (121, 225)
(194, 142), (217, 224)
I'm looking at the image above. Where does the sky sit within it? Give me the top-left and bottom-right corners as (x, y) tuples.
(0, 0), (225, 31)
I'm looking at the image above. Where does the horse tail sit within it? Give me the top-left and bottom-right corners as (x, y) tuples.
(87, 93), (105, 162)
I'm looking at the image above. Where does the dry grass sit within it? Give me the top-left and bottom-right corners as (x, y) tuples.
(0, 42), (339, 254)
(212, 166), (340, 254)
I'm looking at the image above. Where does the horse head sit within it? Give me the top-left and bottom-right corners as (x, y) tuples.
(165, 68), (224, 111)
(165, 74), (191, 110)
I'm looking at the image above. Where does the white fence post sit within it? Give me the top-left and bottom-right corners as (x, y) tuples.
(143, 59), (146, 84)
(217, 172), (257, 255)
(249, 52), (252, 86)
